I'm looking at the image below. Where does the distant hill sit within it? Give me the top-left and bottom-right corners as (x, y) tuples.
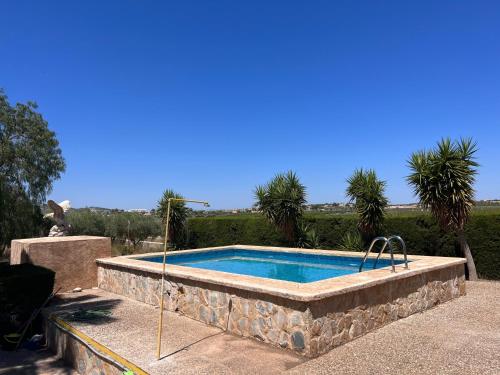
(41, 199), (500, 217)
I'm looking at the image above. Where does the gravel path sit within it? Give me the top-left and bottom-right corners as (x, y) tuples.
(2, 281), (497, 374)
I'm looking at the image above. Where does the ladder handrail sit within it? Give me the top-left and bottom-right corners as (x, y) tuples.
(373, 235), (409, 270)
(359, 236), (394, 272)
(389, 235), (409, 269)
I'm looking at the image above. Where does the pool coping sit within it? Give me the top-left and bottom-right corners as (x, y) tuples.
(96, 245), (466, 302)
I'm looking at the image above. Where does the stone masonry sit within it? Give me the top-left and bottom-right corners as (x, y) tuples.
(97, 263), (465, 357)
(45, 318), (122, 375)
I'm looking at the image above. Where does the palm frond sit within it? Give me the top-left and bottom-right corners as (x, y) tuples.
(254, 170), (307, 243)
(407, 138), (478, 231)
(346, 168), (388, 237)
(157, 189), (188, 246)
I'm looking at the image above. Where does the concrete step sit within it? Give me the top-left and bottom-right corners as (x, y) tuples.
(0, 348), (79, 375)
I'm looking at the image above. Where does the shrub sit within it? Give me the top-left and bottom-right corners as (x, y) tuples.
(185, 212), (500, 280)
(338, 231), (364, 251)
(186, 216), (288, 248)
(296, 222), (320, 249)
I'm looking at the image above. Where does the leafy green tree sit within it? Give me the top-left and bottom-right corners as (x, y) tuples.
(0, 180), (47, 247)
(68, 210), (162, 250)
(124, 213), (162, 248)
(346, 168), (388, 239)
(0, 89), (65, 250)
(254, 171), (306, 244)
(67, 209), (106, 236)
(157, 189), (188, 248)
(408, 138), (479, 280)
(104, 213), (128, 242)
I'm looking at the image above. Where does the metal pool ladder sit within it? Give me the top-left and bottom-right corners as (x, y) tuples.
(359, 235), (409, 272)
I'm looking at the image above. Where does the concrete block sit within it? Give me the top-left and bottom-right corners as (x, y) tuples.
(10, 236), (111, 292)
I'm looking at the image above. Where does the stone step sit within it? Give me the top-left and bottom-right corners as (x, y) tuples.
(0, 348), (79, 375)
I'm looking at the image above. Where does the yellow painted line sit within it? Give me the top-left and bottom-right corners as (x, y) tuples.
(50, 314), (148, 375)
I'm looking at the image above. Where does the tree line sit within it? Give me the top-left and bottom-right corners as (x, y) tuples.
(65, 209), (162, 248)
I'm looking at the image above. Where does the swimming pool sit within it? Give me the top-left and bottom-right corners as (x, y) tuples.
(97, 245), (466, 357)
(141, 249), (404, 283)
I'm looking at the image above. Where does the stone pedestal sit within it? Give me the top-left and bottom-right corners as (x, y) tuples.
(10, 236), (111, 292)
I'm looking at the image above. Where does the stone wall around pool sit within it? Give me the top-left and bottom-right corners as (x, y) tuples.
(45, 317), (123, 375)
(97, 262), (465, 357)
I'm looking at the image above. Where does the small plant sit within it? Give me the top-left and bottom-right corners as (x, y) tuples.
(338, 231), (364, 251)
(296, 222), (320, 249)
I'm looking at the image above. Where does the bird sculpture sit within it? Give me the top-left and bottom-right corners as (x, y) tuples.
(46, 200), (71, 237)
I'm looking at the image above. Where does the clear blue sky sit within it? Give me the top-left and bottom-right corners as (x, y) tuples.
(2, 1), (499, 209)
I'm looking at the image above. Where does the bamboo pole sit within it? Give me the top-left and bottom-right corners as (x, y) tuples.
(156, 198), (171, 360)
(156, 198), (208, 360)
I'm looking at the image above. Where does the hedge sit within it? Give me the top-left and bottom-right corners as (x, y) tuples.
(186, 213), (500, 280)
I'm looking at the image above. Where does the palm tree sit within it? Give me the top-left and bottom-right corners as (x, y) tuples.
(157, 189), (188, 248)
(407, 138), (479, 280)
(346, 168), (388, 239)
(254, 171), (306, 244)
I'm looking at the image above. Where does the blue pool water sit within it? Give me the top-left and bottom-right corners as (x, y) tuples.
(141, 249), (404, 283)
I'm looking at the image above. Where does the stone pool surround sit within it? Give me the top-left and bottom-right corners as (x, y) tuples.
(96, 245), (466, 357)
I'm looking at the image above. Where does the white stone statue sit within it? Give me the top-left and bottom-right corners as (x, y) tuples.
(46, 200), (71, 237)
